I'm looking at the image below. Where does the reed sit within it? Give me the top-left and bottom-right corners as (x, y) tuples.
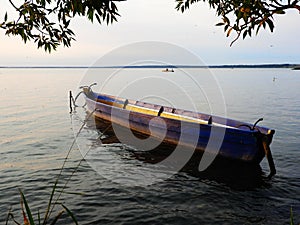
(5, 110), (99, 225)
(5, 187), (78, 225)
(290, 206), (294, 225)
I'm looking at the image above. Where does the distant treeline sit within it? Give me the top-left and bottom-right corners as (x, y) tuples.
(121, 64), (300, 69)
(1, 64), (300, 69)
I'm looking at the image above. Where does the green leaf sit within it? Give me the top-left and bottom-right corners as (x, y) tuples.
(248, 28), (252, 37)
(224, 24), (229, 32)
(49, 210), (64, 225)
(95, 13), (102, 24)
(62, 204), (78, 225)
(275, 10), (285, 14)
(38, 210), (41, 225)
(106, 13), (110, 25)
(87, 9), (94, 22)
(223, 16), (230, 24)
(266, 19), (274, 32)
(243, 30), (247, 39)
(64, 20), (70, 28)
(256, 24), (261, 35)
(20, 190), (35, 225)
(215, 22), (225, 26)
(290, 206), (294, 225)
(43, 179), (58, 224)
(227, 27), (233, 37)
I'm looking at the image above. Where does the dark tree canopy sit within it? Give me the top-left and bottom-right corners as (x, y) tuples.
(1, 0), (299, 52)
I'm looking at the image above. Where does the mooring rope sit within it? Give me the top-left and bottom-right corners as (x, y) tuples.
(46, 108), (112, 223)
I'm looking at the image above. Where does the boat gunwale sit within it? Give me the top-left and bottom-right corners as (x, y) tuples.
(85, 91), (272, 135)
(85, 93), (272, 138)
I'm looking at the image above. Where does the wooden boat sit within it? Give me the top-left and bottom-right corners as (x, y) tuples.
(78, 86), (276, 177)
(162, 68), (174, 72)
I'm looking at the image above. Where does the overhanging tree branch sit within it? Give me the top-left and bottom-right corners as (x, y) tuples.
(1, 0), (299, 51)
(1, 0), (125, 52)
(176, 0), (300, 46)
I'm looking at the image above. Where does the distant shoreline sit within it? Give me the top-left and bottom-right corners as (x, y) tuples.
(0, 63), (299, 69)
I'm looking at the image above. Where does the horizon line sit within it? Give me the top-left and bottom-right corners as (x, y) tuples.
(0, 63), (299, 69)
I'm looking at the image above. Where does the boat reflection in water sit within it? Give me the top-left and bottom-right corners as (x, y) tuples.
(84, 116), (271, 190)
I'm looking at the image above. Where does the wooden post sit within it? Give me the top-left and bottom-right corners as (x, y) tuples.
(69, 91), (73, 113)
(262, 136), (276, 178)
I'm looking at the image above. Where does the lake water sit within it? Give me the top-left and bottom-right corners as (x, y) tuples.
(0, 68), (299, 224)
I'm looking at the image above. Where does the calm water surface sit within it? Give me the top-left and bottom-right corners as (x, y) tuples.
(0, 68), (299, 224)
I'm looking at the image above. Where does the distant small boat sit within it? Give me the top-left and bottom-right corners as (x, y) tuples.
(162, 68), (174, 72)
(79, 86), (276, 177)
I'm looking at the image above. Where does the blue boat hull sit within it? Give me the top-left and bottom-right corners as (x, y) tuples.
(83, 91), (275, 165)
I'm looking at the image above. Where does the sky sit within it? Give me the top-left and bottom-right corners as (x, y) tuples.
(0, 0), (299, 66)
